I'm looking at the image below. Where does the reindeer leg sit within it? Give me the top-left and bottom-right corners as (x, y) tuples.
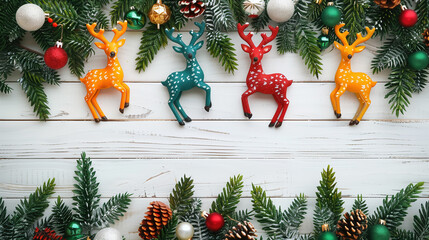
(85, 91), (100, 122)
(269, 95), (283, 127)
(333, 85), (347, 119)
(174, 92), (191, 122)
(242, 89), (256, 119)
(113, 82), (127, 113)
(350, 93), (365, 125)
(276, 97), (290, 128)
(168, 90), (185, 125)
(91, 89), (107, 121)
(330, 84), (340, 118)
(121, 82), (130, 108)
(352, 92), (371, 125)
(197, 82), (212, 112)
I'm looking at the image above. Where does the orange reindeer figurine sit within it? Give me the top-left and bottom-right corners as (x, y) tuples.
(80, 21), (129, 122)
(332, 23), (376, 126)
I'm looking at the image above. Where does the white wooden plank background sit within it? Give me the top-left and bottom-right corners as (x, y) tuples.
(1, 18), (428, 239)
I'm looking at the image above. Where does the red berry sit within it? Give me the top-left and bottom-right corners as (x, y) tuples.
(47, 18), (53, 23)
(52, 22), (58, 27)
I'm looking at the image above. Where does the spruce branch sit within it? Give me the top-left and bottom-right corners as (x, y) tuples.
(283, 194), (307, 231)
(371, 37), (407, 74)
(369, 182), (424, 230)
(19, 72), (50, 120)
(277, 21), (298, 54)
(313, 204), (336, 236)
(95, 193), (132, 227)
(413, 69), (428, 93)
(385, 66), (416, 116)
(29, 0), (80, 31)
(210, 175), (243, 217)
(414, 201), (429, 239)
(52, 196), (74, 235)
(352, 195), (369, 216)
(72, 152), (101, 230)
(250, 0), (269, 31)
(315, 166), (344, 223)
(155, 214), (178, 240)
(205, 0), (236, 31)
(182, 199), (209, 240)
(343, 0), (368, 43)
(135, 25), (168, 72)
(228, 0), (246, 24)
(110, 0), (132, 26)
(169, 175), (195, 219)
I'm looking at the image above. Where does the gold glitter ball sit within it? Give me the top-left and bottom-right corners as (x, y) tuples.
(148, 2), (171, 26)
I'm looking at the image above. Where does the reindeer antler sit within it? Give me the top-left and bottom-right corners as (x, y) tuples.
(86, 23), (109, 45)
(258, 25), (279, 47)
(112, 20), (128, 42)
(335, 23), (349, 46)
(189, 21), (206, 46)
(237, 23), (255, 48)
(165, 28), (187, 47)
(351, 26), (375, 48)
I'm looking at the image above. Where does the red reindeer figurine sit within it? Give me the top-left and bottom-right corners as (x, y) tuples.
(238, 23), (293, 127)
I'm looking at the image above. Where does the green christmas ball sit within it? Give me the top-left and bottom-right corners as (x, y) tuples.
(318, 231), (337, 240)
(65, 221), (84, 240)
(125, 9), (146, 30)
(408, 51), (429, 71)
(321, 6), (341, 27)
(368, 224), (390, 240)
(318, 34), (331, 50)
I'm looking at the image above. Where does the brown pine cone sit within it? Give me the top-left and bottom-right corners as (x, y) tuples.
(224, 221), (257, 240)
(374, 0), (401, 9)
(336, 209), (368, 240)
(138, 201), (173, 240)
(178, 0), (205, 19)
(423, 29), (429, 47)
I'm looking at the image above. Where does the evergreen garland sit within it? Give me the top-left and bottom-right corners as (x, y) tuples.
(0, 0), (108, 120)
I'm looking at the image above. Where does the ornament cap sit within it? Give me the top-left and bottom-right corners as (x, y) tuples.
(201, 210), (209, 218)
(379, 219), (387, 225)
(322, 27), (329, 35)
(401, 5), (407, 11)
(322, 223), (330, 232)
(327, 2), (334, 6)
(55, 41), (63, 48)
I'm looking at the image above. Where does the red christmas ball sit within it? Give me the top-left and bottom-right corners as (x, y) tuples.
(44, 45), (68, 69)
(205, 212), (224, 232)
(399, 9), (418, 28)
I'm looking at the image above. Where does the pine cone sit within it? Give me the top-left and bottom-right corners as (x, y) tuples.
(224, 221), (257, 240)
(336, 209), (368, 240)
(423, 29), (429, 47)
(374, 0), (401, 9)
(33, 227), (63, 240)
(138, 201), (173, 240)
(178, 0), (205, 19)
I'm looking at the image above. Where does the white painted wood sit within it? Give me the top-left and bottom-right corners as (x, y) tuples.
(1, 17), (429, 239)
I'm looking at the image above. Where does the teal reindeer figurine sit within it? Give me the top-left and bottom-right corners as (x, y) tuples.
(162, 21), (211, 126)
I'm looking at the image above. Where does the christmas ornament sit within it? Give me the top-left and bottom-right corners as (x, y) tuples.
(162, 21), (211, 126)
(15, 3), (46, 31)
(202, 211), (225, 232)
(124, 7), (146, 30)
(318, 27), (331, 50)
(94, 228), (122, 240)
(224, 221), (257, 240)
(318, 224), (337, 240)
(34, 227), (63, 240)
(321, 2), (341, 27)
(44, 41), (68, 69)
(399, 7), (418, 28)
(266, 0), (295, 23)
(408, 51), (429, 70)
(80, 21), (129, 122)
(374, 0), (401, 9)
(138, 201), (173, 239)
(176, 222), (194, 240)
(336, 209), (368, 239)
(237, 23), (293, 128)
(178, 0), (205, 19)
(368, 220), (390, 240)
(332, 23), (376, 126)
(148, 0), (171, 29)
(243, 0), (266, 18)
(65, 221), (84, 240)
(422, 28), (429, 47)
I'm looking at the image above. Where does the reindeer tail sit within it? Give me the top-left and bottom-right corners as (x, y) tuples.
(161, 80), (168, 86)
(372, 80), (377, 87)
(80, 77), (86, 83)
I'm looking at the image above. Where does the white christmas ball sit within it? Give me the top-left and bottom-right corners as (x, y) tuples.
(16, 4), (46, 31)
(243, 0), (266, 18)
(176, 222), (194, 240)
(267, 0), (295, 23)
(93, 228), (122, 240)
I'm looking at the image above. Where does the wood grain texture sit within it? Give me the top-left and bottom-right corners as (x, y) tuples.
(1, 18), (429, 239)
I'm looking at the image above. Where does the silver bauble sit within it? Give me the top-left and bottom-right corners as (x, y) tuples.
(93, 228), (122, 240)
(16, 4), (45, 31)
(176, 222), (194, 240)
(267, 0), (295, 23)
(243, 0), (266, 18)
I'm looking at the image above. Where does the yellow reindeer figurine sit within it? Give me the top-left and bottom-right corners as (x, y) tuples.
(80, 21), (129, 122)
(331, 23), (376, 126)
